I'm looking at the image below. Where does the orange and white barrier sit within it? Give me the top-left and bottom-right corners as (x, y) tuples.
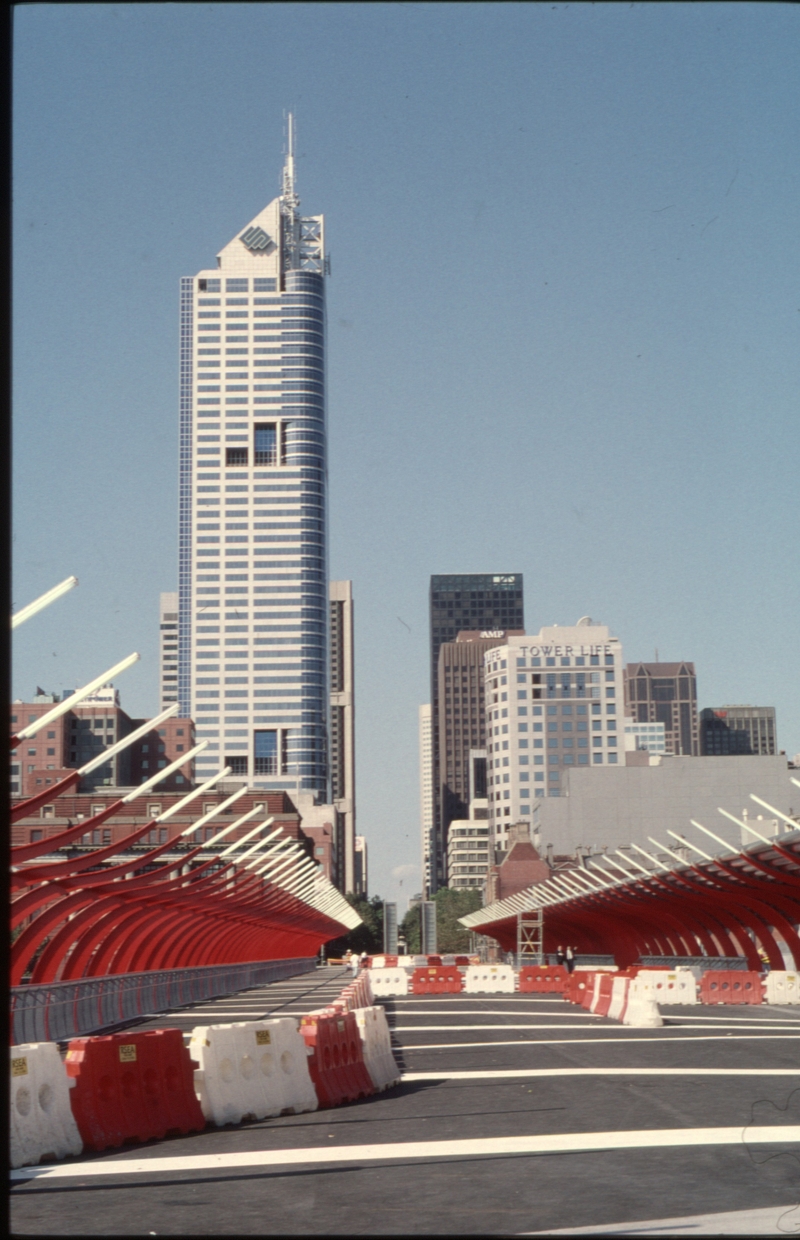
(368, 968), (409, 997)
(464, 964), (515, 994)
(354, 1007), (400, 1092)
(764, 971), (800, 1005)
(189, 1019), (317, 1126)
(10, 1043), (83, 1169)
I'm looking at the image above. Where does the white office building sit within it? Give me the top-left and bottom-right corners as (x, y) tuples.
(624, 719), (666, 754)
(178, 120), (329, 795)
(484, 620), (624, 854)
(159, 592), (179, 709)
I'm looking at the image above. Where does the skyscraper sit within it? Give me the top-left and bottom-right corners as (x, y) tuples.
(428, 574), (524, 891)
(159, 592), (179, 709)
(178, 118), (329, 795)
(329, 580), (356, 891)
(623, 662), (698, 756)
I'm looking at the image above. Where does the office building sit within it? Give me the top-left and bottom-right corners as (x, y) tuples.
(9, 688), (195, 795)
(419, 704), (433, 894)
(529, 754), (796, 858)
(624, 719), (667, 754)
(178, 118), (328, 798)
(624, 662), (698, 756)
(436, 629), (524, 885)
(483, 620), (625, 855)
(159, 592), (179, 708)
(354, 835), (367, 897)
(429, 574), (524, 891)
(700, 706), (777, 756)
(330, 580), (356, 891)
(446, 818), (491, 889)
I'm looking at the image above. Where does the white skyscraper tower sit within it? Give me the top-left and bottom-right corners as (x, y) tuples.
(178, 117), (329, 795)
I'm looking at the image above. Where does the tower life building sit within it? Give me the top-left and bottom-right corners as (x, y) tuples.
(428, 574), (523, 892)
(483, 621), (624, 856)
(623, 662), (698, 756)
(178, 119), (329, 795)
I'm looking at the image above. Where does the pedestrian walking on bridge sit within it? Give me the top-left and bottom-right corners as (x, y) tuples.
(565, 945), (575, 974)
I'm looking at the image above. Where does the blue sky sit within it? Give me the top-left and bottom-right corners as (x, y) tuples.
(13, 3), (800, 910)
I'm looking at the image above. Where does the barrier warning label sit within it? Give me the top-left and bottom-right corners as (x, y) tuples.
(11, 1057), (28, 1076)
(119, 1045), (137, 1063)
(256, 1030), (271, 1045)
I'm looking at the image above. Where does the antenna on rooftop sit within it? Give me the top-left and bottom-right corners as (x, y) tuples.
(281, 110), (300, 272)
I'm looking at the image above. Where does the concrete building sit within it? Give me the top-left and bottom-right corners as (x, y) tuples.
(446, 818), (491, 889)
(484, 621), (625, 857)
(159, 592), (179, 709)
(624, 662), (698, 756)
(434, 629), (524, 889)
(419, 704), (433, 894)
(329, 581), (356, 892)
(700, 706), (777, 756)
(9, 687), (195, 795)
(624, 719), (667, 754)
(179, 117), (329, 799)
(429, 574), (524, 891)
(530, 754), (797, 858)
(354, 835), (367, 897)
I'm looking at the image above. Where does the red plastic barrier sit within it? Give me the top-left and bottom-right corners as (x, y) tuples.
(699, 970), (764, 1005)
(518, 966), (569, 994)
(564, 972), (592, 1006)
(411, 966), (463, 995)
(426, 956), (443, 967)
(65, 1028), (205, 1150)
(454, 955), (470, 967)
(579, 972), (597, 1009)
(299, 1011), (374, 1108)
(593, 973), (615, 1017)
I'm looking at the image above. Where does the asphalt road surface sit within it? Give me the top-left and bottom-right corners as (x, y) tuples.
(10, 966), (800, 1235)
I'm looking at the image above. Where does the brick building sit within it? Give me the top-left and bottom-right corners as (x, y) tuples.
(10, 687), (196, 796)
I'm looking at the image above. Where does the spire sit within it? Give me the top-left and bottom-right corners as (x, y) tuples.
(281, 111), (299, 212)
(281, 111), (300, 272)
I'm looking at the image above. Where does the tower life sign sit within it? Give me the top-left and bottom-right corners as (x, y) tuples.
(178, 117), (329, 797)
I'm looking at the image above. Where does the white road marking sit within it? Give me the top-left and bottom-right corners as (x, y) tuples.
(401, 1067), (800, 1080)
(394, 1023), (800, 1032)
(399, 1035), (800, 1049)
(13, 1126), (800, 1182)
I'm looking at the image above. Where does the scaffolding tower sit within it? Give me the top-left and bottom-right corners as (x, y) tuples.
(517, 909), (544, 966)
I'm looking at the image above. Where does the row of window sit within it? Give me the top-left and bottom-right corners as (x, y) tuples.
(198, 278), (277, 293)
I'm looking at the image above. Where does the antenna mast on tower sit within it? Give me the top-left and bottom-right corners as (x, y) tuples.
(281, 111), (300, 272)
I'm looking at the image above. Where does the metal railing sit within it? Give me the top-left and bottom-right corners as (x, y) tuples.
(11, 957), (316, 1044)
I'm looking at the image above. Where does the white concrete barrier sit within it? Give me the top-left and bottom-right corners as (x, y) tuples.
(764, 971), (800, 1005)
(608, 977), (631, 1022)
(354, 1007), (401, 1092)
(623, 995), (663, 1028)
(368, 968), (409, 997)
(190, 1019), (317, 1125)
(464, 964), (515, 994)
(10, 1043), (83, 1169)
(633, 969), (698, 1005)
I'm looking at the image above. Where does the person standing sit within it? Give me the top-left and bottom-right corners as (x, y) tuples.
(556, 945), (565, 968)
(565, 945), (575, 974)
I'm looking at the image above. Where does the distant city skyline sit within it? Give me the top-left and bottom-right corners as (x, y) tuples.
(12, 3), (800, 908)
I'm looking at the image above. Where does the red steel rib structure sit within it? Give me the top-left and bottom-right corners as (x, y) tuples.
(460, 802), (800, 969)
(10, 577), (361, 996)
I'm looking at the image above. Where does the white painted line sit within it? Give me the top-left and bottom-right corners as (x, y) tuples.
(13, 1126), (800, 1182)
(401, 1067), (800, 1081)
(390, 1010), (597, 1019)
(399, 1035), (800, 1049)
(395, 1023), (800, 1033)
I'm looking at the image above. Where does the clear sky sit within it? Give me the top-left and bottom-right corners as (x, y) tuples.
(13, 3), (800, 911)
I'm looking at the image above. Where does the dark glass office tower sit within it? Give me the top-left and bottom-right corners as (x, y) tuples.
(428, 574), (523, 891)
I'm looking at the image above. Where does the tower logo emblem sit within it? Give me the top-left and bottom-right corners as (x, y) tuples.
(240, 225), (275, 253)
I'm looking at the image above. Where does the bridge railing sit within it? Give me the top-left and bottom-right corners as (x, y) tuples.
(10, 957), (316, 1044)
